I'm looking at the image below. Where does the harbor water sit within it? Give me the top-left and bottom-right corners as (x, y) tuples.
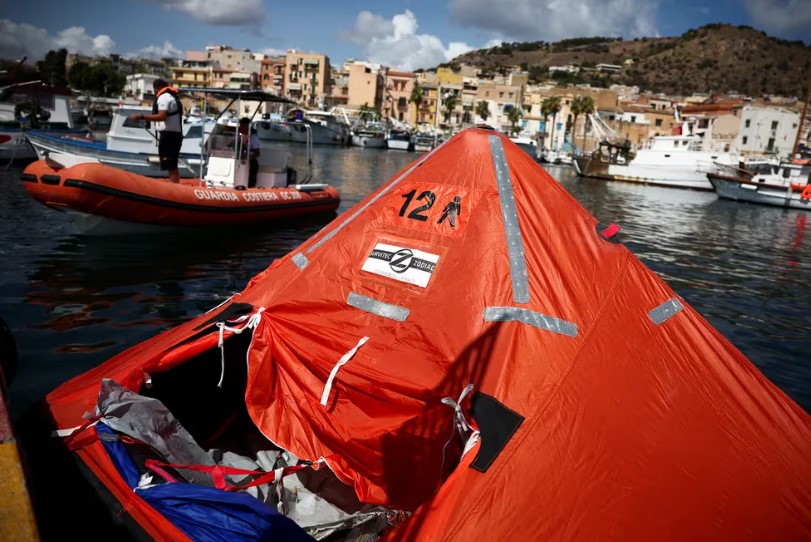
(1, 144), (810, 418)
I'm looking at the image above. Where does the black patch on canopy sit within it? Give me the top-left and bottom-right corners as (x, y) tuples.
(470, 392), (524, 472)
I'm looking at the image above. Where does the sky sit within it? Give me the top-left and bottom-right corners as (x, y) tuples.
(1, 0), (810, 71)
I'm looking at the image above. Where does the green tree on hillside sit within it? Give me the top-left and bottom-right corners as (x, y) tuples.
(36, 48), (68, 87)
(68, 60), (125, 97)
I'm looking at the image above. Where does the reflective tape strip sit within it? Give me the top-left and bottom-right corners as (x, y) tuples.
(489, 135), (530, 304)
(291, 252), (309, 270)
(649, 298), (684, 325)
(320, 336), (369, 406)
(484, 307), (577, 338)
(347, 292), (410, 322)
(306, 139), (450, 256)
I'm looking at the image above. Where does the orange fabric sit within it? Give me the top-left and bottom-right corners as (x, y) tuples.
(46, 129), (811, 540)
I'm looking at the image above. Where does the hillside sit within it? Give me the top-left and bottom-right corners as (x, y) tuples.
(448, 24), (811, 98)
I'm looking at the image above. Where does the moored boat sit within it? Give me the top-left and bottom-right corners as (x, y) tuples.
(576, 133), (737, 190)
(41, 128), (811, 541)
(386, 129), (413, 151)
(22, 89), (340, 234)
(708, 161), (811, 210)
(25, 104), (212, 177)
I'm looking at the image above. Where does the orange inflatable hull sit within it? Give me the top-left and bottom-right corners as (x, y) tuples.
(22, 160), (340, 229)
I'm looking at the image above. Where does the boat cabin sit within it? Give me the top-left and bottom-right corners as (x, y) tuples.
(106, 106), (208, 156)
(205, 122), (292, 188)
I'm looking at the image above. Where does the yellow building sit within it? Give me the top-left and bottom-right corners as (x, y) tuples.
(436, 66), (463, 86)
(170, 64), (211, 89)
(285, 51), (331, 108)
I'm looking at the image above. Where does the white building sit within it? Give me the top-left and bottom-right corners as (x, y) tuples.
(736, 106), (800, 157)
(125, 73), (160, 101)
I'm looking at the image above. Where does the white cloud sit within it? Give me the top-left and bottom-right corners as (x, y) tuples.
(0, 19), (115, 60)
(126, 40), (182, 60)
(344, 10), (475, 71)
(743, 0), (811, 37)
(261, 47), (286, 57)
(147, 0), (265, 26)
(450, 0), (658, 41)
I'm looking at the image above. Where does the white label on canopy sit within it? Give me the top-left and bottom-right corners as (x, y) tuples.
(361, 243), (440, 288)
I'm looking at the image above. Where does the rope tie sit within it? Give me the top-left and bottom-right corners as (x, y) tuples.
(216, 307), (265, 388)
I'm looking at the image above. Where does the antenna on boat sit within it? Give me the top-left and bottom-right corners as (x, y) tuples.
(791, 80), (811, 159)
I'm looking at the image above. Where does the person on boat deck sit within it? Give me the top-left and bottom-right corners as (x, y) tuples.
(129, 79), (183, 184)
(238, 117), (261, 188)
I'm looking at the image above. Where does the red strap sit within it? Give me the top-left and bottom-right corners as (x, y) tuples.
(63, 414), (105, 451)
(601, 223), (620, 238)
(144, 459), (309, 491)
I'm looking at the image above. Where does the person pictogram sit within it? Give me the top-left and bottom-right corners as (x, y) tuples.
(438, 195), (462, 227)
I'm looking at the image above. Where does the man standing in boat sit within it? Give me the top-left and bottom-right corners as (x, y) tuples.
(238, 117), (260, 188)
(129, 79), (183, 183)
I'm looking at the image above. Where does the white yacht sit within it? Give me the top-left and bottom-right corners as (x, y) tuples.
(25, 105), (211, 177)
(574, 134), (738, 190)
(351, 121), (387, 149)
(708, 160), (811, 210)
(386, 129), (413, 151)
(286, 110), (351, 146)
(0, 82), (83, 161)
(255, 113), (292, 142)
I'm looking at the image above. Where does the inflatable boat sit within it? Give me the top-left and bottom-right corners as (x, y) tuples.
(22, 158), (339, 235)
(43, 129), (811, 541)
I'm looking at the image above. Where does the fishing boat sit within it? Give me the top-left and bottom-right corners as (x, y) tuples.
(708, 161), (811, 210)
(412, 132), (438, 152)
(22, 89), (340, 235)
(0, 81), (85, 162)
(509, 136), (539, 160)
(26, 105), (210, 178)
(386, 129), (413, 151)
(42, 128), (811, 541)
(351, 121), (387, 148)
(255, 113), (292, 142)
(287, 109), (351, 146)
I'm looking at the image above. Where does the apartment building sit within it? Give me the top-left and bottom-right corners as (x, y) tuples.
(383, 70), (416, 124)
(285, 51), (331, 107)
(260, 57), (286, 95)
(347, 61), (384, 110)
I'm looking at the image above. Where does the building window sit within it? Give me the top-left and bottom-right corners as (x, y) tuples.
(630, 115), (636, 123)
(742, 136), (748, 145)
(744, 119), (750, 128)
(767, 137), (775, 151)
(771, 120), (778, 130)
(655, 118), (662, 127)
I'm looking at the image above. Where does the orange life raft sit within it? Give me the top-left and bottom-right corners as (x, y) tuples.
(22, 160), (340, 231)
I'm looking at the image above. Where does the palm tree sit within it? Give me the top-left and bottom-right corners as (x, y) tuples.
(506, 106), (523, 134)
(541, 96), (562, 151)
(577, 95), (595, 151)
(443, 93), (458, 124)
(475, 100), (490, 122)
(409, 86), (424, 122)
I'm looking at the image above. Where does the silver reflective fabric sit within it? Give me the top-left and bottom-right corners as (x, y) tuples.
(484, 306), (578, 337)
(649, 298), (684, 325)
(292, 252), (309, 270)
(347, 292), (410, 322)
(306, 139), (450, 255)
(489, 136), (530, 304)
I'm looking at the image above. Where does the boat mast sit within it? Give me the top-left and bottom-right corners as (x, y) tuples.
(791, 80), (811, 158)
